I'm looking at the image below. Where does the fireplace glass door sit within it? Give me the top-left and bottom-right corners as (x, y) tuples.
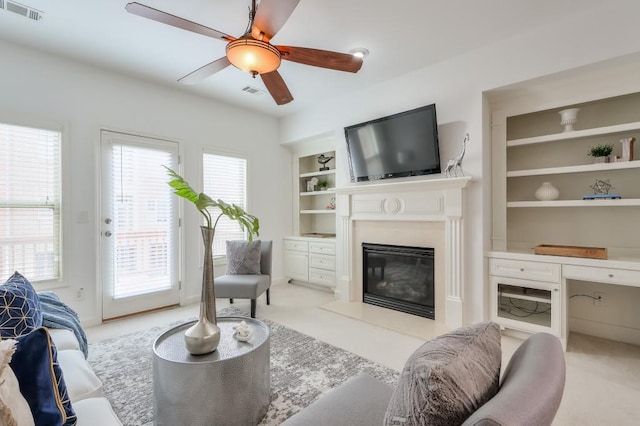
(362, 243), (435, 319)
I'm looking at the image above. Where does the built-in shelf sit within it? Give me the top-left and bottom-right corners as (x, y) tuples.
(300, 189), (336, 196)
(507, 160), (640, 177)
(499, 291), (550, 304)
(507, 121), (640, 147)
(299, 169), (336, 178)
(300, 209), (336, 214)
(507, 199), (640, 208)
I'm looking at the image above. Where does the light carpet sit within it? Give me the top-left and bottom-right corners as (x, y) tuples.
(88, 306), (399, 425)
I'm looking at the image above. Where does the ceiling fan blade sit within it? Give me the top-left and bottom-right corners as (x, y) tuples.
(178, 57), (231, 85)
(278, 46), (363, 73)
(261, 71), (293, 105)
(126, 2), (235, 42)
(251, 0), (300, 41)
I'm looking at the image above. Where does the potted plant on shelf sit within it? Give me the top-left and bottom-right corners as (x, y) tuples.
(588, 144), (613, 163)
(317, 179), (329, 191)
(164, 166), (259, 355)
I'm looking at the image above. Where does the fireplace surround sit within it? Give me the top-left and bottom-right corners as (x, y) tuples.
(362, 243), (435, 319)
(335, 177), (471, 329)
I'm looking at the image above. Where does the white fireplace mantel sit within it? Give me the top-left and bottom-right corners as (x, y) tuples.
(334, 176), (472, 329)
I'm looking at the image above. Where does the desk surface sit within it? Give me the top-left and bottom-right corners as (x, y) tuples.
(487, 249), (640, 272)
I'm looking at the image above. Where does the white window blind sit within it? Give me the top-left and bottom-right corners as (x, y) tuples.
(0, 122), (62, 281)
(203, 152), (248, 256)
(111, 144), (175, 298)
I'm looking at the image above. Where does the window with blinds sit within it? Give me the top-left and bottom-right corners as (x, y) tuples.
(203, 152), (248, 257)
(0, 122), (62, 281)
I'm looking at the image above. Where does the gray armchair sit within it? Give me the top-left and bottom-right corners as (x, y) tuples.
(282, 329), (566, 426)
(214, 240), (272, 318)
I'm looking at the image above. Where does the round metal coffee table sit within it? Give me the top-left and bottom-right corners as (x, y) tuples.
(153, 316), (270, 426)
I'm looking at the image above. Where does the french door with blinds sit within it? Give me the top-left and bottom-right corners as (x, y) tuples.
(100, 131), (180, 319)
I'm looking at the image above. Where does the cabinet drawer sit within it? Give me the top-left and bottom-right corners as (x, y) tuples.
(489, 258), (561, 283)
(563, 265), (640, 287)
(284, 240), (308, 252)
(309, 241), (335, 255)
(309, 253), (335, 271)
(309, 268), (335, 287)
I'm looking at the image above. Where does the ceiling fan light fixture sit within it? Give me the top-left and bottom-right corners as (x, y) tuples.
(349, 47), (369, 59)
(226, 36), (281, 76)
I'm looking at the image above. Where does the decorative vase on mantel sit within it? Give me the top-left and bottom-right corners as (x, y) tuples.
(184, 226), (220, 355)
(535, 182), (560, 201)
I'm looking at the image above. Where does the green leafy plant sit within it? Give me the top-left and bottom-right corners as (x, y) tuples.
(317, 179), (329, 189)
(588, 144), (613, 157)
(164, 166), (259, 240)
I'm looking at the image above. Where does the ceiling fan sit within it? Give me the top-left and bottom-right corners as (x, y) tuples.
(125, 0), (364, 105)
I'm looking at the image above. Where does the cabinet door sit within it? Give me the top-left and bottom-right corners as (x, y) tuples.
(284, 249), (308, 282)
(309, 268), (335, 288)
(490, 276), (560, 336)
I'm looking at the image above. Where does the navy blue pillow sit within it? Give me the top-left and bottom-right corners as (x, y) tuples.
(10, 327), (77, 426)
(0, 271), (43, 338)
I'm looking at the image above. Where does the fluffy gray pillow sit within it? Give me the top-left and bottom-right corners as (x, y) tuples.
(225, 240), (262, 275)
(384, 321), (501, 426)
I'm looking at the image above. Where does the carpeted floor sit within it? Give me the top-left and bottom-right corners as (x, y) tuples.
(88, 306), (399, 425)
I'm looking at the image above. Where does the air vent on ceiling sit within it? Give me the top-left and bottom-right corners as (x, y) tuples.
(242, 86), (265, 96)
(1, 0), (43, 21)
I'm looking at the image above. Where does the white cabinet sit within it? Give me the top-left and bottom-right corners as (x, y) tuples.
(284, 248), (308, 282)
(489, 89), (640, 346)
(284, 237), (335, 289)
(489, 258), (561, 336)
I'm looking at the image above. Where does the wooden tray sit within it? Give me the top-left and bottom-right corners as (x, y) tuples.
(534, 244), (608, 259)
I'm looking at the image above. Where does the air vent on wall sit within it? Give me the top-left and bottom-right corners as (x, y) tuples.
(1, 0), (43, 21)
(242, 86), (265, 96)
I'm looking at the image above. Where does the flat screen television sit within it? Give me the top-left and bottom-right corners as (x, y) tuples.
(344, 104), (440, 182)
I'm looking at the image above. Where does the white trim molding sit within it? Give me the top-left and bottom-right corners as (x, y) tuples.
(335, 176), (472, 329)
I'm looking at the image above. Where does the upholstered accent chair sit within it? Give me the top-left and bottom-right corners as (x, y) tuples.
(214, 240), (272, 318)
(282, 326), (566, 426)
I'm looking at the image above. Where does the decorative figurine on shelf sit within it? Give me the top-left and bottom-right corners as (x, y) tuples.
(444, 133), (469, 177)
(326, 197), (336, 210)
(233, 321), (253, 342)
(317, 154), (334, 171)
(583, 179), (622, 200)
(306, 177), (318, 192)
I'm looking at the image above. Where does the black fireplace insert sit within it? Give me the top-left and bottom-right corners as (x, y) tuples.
(362, 243), (435, 319)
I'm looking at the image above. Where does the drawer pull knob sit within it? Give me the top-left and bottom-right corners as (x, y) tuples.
(520, 268), (524, 272)
(609, 274), (614, 278)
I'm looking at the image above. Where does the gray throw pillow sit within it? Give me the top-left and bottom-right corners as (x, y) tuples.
(226, 240), (262, 275)
(384, 321), (501, 426)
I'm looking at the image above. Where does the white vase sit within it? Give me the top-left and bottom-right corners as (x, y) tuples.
(535, 182), (559, 201)
(620, 137), (635, 161)
(558, 108), (580, 132)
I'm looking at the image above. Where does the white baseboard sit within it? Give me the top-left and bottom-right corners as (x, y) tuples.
(80, 316), (101, 328)
(569, 317), (640, 346)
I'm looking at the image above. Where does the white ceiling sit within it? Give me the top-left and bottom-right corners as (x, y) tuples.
(0, 0), (601, 118)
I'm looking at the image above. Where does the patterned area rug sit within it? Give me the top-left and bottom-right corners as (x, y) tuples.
(88, 307), (399, 425)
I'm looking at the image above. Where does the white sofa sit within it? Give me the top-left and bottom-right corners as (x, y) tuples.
(48, 328), (122, 426)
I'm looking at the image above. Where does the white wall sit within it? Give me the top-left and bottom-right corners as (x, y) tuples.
(0, 40), (291, 325)
(280, 1), (640, 323)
